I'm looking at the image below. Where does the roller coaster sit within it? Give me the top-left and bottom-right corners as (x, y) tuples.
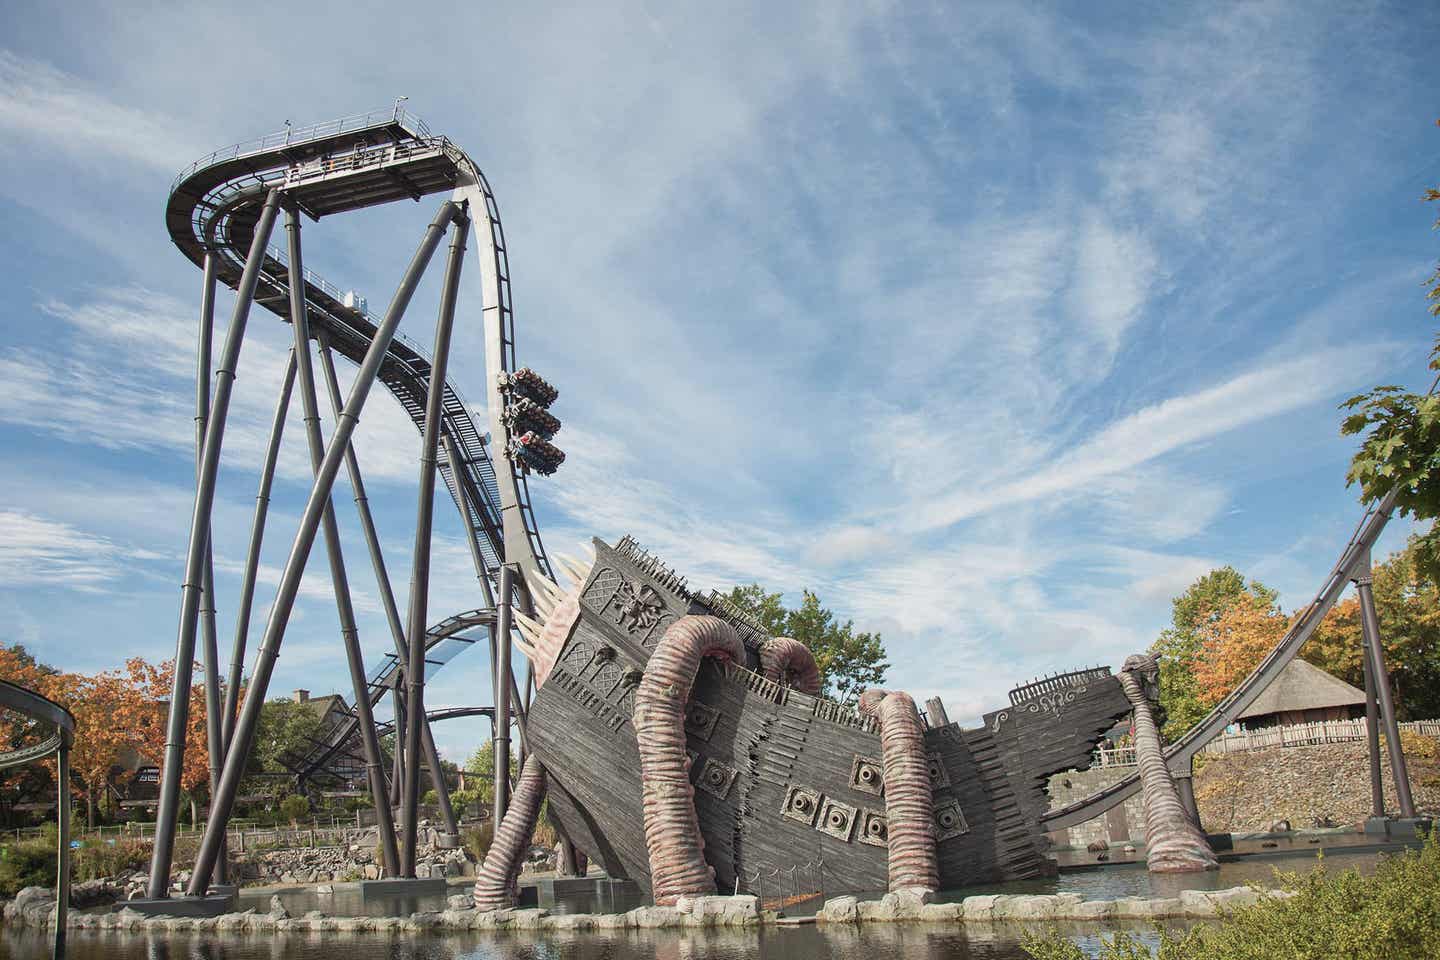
(134, 103), (1422, 909)
(145, 104), (561, 901)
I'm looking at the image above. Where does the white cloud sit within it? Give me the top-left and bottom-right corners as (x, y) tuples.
(0, 51), (198, 171)
(904, 344), (1386, 534)
(0, 509), (151, 590)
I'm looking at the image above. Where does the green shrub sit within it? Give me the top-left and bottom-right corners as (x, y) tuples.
(1023, 832), (1440, 960)
(279, 795), (310, 825)
(0, 837), (57, 898)
(462, 822), (494, 862)
(73, 837), (148, 881)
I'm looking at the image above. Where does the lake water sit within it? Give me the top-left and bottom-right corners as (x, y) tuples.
(0, 844), (1408, 960)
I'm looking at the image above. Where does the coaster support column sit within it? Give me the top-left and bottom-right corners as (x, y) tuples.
(1353, 549), (1416, 818)
(401, 210), (469, 874)
(149, 187), (283, 899)
(316, 338), (459, 850)
(283, 205), (400, 877)
(223, 351), (297, 749)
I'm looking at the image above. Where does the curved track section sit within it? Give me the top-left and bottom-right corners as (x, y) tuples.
(1043, 490), (1398, 830)
(281, 608), (498, 781)
(165, 108), (552, 588)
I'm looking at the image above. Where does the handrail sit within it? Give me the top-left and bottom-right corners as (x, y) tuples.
(170, 106), (431, 192)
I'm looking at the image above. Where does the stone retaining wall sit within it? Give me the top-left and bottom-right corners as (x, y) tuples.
(1, 885), (1286, 934)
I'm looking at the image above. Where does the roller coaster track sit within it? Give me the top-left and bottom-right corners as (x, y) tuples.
(165, 106), (553, 588)
(279, 608), (498, 782)
(1042, 488), (1401, 830)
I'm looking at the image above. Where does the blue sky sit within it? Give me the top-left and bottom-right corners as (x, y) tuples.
(0, 1), (1437, 763)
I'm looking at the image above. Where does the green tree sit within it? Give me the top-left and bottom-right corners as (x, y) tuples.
(724, 585), (888, 703)
(463, 740), (515, 805)
(249, 698), (324, 775)
(1150, 568), (1278, 740)
(1305, 535), (1440, 720)
(1340, 175), (1440, 579)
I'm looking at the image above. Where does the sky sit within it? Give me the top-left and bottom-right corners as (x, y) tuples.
(0, 1), (1437, 765)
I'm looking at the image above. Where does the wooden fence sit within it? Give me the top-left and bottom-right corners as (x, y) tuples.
(1090, 718), (1440, 768)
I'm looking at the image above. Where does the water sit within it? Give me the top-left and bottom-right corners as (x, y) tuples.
(1, 921), (1168, 960)
(0, 845), (1407, 960)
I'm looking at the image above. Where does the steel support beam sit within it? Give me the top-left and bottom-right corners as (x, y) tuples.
(148, 188), (283, 899)
(185, 199), (459, 896)
(494, 565), (514, 825)
(1360, 623), (1386, 817)
(401, 212), (469, 874)
(390, 690), (405, 807)
(222, 351), (297, 749)
(316, 339), (460, 850)
(283, 207), (400, 877)
(1354, 552), (1416, 818)
(53, 741), (69, 960)
(194, 253), (229, 884)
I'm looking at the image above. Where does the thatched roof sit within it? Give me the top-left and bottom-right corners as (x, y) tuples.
(1237, 658), (1365, 719)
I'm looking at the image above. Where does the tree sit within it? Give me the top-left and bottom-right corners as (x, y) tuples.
(0, 645), (57, 820)
(724, 585), (889, 703)
(463, 740), (515, 806)
(1340, 172), (1440, 580)
(1149, 568), (1278, 739)
(39, 669), (133, 829)
(1305, 536), (1440, 719)
(250, 698), (323, 774)
(1191, 593), (1289, 709)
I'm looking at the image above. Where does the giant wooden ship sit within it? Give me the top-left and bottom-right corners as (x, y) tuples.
(523, 536), (1131, 897)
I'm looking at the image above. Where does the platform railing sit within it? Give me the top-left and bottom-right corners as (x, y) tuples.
(171, 106), (432, 192)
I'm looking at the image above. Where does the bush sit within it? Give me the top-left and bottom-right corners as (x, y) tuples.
(73, 837), (148, 881)
(0, 835), (149, 897)
(0, 837), (56, 898)
(279, 795), (310, 825)
(1022, 832), (1440, 960)
(462, 823), (494, 862)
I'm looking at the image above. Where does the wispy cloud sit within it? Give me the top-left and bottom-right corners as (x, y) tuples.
(0, 509), (155, 590)
(0, 51), (197, 170)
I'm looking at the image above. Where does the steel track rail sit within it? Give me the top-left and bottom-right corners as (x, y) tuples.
(1041, 490), (1399, 830)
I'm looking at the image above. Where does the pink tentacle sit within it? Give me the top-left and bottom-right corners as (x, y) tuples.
(759, 636), (822, 695)
(858, 688), (939, 894)
(472, 755), (547, 909)
(634, 615), (745, 905)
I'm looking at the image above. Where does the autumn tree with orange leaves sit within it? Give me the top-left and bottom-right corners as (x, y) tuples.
(0, 647), (215, 828)
(1191, 593), (1290, 709)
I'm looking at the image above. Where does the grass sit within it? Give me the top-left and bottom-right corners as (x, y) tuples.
(1022, 831), (1440, 960)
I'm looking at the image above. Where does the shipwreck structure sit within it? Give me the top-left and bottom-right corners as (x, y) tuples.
(512, 537), (1133, 901)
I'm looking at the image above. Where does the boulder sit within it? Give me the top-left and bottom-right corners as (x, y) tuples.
(817, 895), (860, 923)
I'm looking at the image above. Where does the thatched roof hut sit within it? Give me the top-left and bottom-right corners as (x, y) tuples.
(1238, 658), (1366, 729)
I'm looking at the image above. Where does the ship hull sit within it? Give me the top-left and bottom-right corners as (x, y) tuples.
(527, 538), (1131, 897)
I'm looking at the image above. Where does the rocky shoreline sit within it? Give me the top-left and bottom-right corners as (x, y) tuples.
(2, 884), (1285, 934)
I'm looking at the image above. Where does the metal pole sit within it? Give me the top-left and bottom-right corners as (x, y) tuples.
(401, 212), (469, 874)
(148, 187), (282, 899)
(440, 434), (498, 610)
(494, 566), (514, 825)
(282, 207), (400, 877)
(53, 742), (69, 960)
(223, 353), (298, 750)
(185, 199), (458, 895)
(1361, 624), (1386, 817)
(316, 338), (460, 846)
(1354, 552), (1416, 818)
(194, 254), (228, 885)
(390, 690), (405, 808)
